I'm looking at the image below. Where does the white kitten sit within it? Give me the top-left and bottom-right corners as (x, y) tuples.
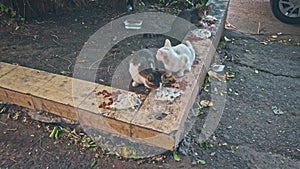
(156, 39), (195, 77)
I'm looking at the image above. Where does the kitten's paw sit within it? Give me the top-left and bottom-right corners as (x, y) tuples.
(132, 81), (139, 87)
(187, 67), (192, 72)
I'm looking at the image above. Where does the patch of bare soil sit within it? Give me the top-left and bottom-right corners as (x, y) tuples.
(0, 103), (194, 168)
(0, 1), (180, 94)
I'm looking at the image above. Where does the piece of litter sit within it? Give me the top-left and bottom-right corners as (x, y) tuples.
(271, 35), (278, 39)
(225, 21), (236, 29)
(191, 29), (212, 39)
(124, 19), (143, 30)
(211, 64), (225, 72)
(155, 87), (183, 102)
(272, 106), (284, 115)
(110, 93), (141, 110)
(260, 41), (268, 45)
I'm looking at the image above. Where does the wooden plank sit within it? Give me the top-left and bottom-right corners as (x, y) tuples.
(0, 62), (18, 78)
(0, 88), (35, 110)
(77, 108), (132, 137)
(77, 85), (141, 138)
(0, 65), (56, 94)
(130, 124), (175, 150)
(32, 96), (78, 121)
(0, 87), (12, 104)
(0, 63), (95, 121)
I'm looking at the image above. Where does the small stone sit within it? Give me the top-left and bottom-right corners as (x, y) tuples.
(37, 110), (43, 115)
(212, 135), (217, 141)
(192, 161), (197, 165)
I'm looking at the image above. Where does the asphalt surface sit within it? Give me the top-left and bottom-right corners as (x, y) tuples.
(227, 0), (300, 43)
(176, 0), (300, 168)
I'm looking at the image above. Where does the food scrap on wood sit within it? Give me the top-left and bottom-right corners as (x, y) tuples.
(96, 90), (114, 109)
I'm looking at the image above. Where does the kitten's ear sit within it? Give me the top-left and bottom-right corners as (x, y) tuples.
(164, 39), (171, 47)
(206, 3), (212, 14)
(195, 3), (202, 9)
(146, 74), (154, 81)
(155, 68), (166, 75)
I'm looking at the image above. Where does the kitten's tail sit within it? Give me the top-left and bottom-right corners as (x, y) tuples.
(183, 41), (195, 59)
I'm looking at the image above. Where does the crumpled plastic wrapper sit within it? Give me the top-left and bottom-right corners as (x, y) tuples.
(191, 29), (212, 39)
(110, 93), (141, 110)
(155, 87), (183, 102)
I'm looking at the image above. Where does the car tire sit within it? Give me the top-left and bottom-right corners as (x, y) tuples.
(270, 0), (300, 24)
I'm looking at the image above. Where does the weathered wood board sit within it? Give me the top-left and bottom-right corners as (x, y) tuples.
(0, 0), (229, 153)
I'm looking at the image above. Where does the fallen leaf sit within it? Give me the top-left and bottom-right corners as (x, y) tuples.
(208, 71), (226, 82)
(210, 152), (216, 156)
(226, 71), (235, 78)
(224, 36), (231, 42)
(90, 158), (97, 168)
(49, 126), (59, 139)
(200, 100), (213, 107)
(60, 70), (70, 76)
(245, 49), (251, 54)
(173, 151), (181, 161)
(198, 159), (206, 165)
(260, 41), (268, 45)
(155, 155), (164, 162)
(221, 142), (228, 146)
(95, 153), (101, 158)
(137, 160), (143, 164)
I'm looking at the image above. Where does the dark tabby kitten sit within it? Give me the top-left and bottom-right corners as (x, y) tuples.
(129, 49), (165, 89)
(170, 3), (212, 40)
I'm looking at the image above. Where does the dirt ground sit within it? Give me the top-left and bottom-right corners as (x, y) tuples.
(0, 1), (180, 94)
(1, 0), (300, 168)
